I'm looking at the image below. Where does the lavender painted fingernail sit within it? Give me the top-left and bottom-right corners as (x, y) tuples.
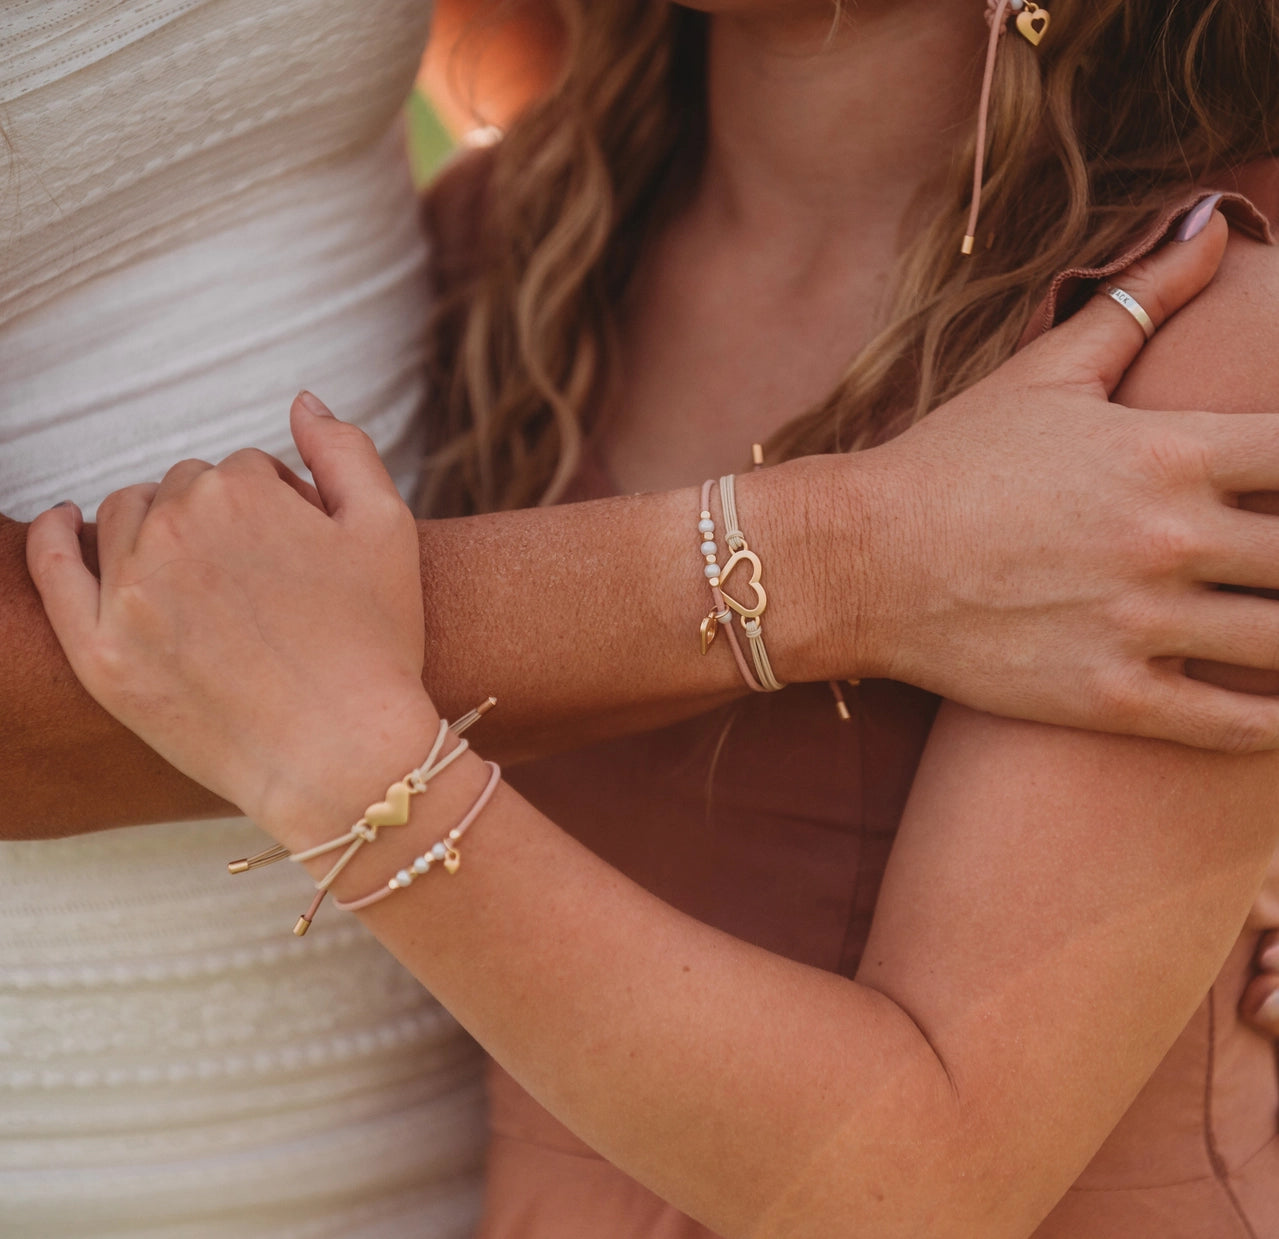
(1174, 192), (1224, 242)
(52, 501), (72, 508)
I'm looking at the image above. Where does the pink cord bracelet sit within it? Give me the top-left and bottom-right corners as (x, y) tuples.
(335, 761), (503, 913)
(225, 698), (497, 936)
(696, 478), (772, 693)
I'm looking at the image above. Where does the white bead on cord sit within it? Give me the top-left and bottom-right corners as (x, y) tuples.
(698, 508), (722, 585)
(390, 837), (460, 890)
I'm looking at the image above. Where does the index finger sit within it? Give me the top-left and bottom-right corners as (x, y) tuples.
(27, 504), (100, 656)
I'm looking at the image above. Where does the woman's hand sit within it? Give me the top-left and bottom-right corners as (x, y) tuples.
(24, 397), (433, 832)
(839, 209), (1279, 752)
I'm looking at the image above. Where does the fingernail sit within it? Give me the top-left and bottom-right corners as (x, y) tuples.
(52, 501), (72, 509)
(296, 390), (333, 418)
(1174, 192), (1224, 242)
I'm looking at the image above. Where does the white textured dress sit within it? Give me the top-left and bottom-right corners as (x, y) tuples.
(0, 3), (486, 1236)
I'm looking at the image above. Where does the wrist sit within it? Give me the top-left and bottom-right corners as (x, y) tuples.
(298, 744), (494, 909)
(251, 688), (444, 851)
(738, 453), (895, 685)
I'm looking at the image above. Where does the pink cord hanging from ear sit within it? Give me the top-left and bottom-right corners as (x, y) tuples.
(964, 0), (1014, 255)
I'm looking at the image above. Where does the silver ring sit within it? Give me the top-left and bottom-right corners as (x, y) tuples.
(1099, 282), (1156, 341)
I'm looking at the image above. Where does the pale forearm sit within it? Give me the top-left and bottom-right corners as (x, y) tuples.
(282, 715), (1271, 1239)
(272, 721), (959, 1239)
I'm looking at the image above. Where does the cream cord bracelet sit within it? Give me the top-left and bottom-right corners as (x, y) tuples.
(698, 448), (857, 716)
(697, 478), (768, 692)
(719, 472), (784, 692)
(697, 475), (785, 693)
(226, 697), (496, 935)
(335, 761), (503, 913)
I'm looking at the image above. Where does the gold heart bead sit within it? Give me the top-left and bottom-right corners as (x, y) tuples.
(717, 548), (767, 620)
(364, 780), (413, 828)
(1015, 3), (1049, 46)
(443, 848), (461, 875)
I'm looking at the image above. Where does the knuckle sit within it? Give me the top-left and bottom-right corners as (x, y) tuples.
(188, 464), (239, 506)
(140, 501), (189, 545)
(1142, 426), (1212, 485)
(222, 447), (272, 471)
(365, 488), (410, 523)
(1103, 590), (1159, 648)
(87, 633), (128, 687)
(95, 489), (124, 525)
(1088, 663), (1148, 732)
(1139, 516), (1204, 576)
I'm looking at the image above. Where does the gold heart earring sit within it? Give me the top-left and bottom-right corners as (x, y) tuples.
(963, 0), (1052, 255)
(1015, 1), (1050, 45)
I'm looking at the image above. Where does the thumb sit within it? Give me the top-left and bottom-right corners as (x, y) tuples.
(1038, 193), (1228, 395)
(289, 392), (404, 520)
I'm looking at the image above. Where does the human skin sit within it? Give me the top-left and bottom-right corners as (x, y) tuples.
(24, 232), (1279, 1234)
(14, 0), (1279, 841)
(9, 229), (1279, 838)
(23, 2), (1279, 1232)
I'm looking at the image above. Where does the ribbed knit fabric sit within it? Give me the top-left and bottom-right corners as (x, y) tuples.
(0, 4), (487, 1236)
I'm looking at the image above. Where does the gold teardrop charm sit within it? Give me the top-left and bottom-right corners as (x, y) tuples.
(699, 611), (719, 654)
(1015, 1), (1050, 47)
(443, 848), (461, 875)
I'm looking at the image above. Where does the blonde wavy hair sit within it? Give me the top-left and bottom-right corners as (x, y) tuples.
(422, 0), (1279, 517)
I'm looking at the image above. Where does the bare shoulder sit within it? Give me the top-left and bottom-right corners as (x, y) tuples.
(1115, 230), (1279, 414)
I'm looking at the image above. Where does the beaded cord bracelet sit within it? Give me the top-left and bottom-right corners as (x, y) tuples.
(697, 448), (859, 718)
(225, 697), (496, 936)
(696, 475), (784, 693)
(697, 478), (767, 691)
(335, 760), (502, 913)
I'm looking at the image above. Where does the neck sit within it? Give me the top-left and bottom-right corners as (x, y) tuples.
(691, 2), (990, 265)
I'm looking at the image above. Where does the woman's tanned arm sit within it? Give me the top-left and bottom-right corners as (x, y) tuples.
(14, 213), (1279, 838)
(0, 470), (852, 837)
(0, 513), (235, 833)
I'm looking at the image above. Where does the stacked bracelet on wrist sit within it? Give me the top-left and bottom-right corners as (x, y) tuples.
(226, 696), (498, 935)
(334, 761), (502, 913)
(696, 470), (784, 693)
(695, 446), (859, 718)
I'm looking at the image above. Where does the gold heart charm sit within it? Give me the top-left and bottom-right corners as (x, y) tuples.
(699, 611), (719, 655)
(364, 780), (412, 828)
(717, 549), (767, 620)
(443, 848), (461, 875)
(1015, 3), (1049, 46)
